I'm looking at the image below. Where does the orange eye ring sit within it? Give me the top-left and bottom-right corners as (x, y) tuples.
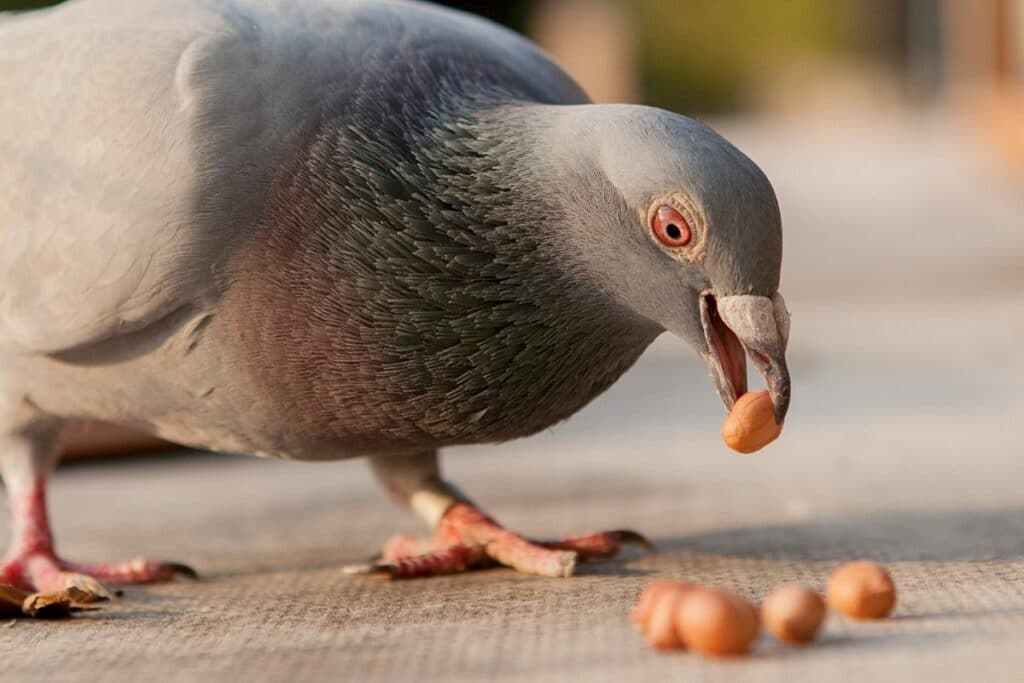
(651, 205), (692, 248)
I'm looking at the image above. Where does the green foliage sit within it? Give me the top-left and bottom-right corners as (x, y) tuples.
(0, 0), (63, 9)
(632, 0), (864, 113)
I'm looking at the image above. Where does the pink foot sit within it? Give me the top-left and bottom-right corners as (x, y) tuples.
(60, 558), (197, 585)
(375, 502), (651, 579)
(0, 552), (196, 600)
(535, 529), (653, 560)
(1, 475), (195, 600)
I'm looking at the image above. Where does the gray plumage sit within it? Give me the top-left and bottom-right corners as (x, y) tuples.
(1, 0), (787, 465)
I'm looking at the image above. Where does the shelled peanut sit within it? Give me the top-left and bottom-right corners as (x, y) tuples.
(633, 581), (760, 657)
(826, 560), (897, 619)
(633, 562), (897, 659)
(722, 390), (782, 454)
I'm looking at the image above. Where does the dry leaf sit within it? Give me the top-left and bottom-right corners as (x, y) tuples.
(0, 584), (29, 618)
(21, 586), (101, 619)
(22, 592), (73, 619)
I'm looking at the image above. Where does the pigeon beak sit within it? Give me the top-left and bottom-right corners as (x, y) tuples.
(699, 292), (748, 412)
(700, 291), (791, 424)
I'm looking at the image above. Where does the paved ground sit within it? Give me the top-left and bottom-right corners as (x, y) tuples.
(1, 109), (1022, 682)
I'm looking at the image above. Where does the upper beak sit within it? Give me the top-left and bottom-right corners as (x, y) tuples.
(699, 291), (791, 424)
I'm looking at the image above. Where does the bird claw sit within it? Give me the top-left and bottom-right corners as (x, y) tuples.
(164, 562), (200, 581)
(339, 560), (411, 578)
(357, 502), (652, 579)
(372, 545), (476, 579)
(369, 562), (401, 578)
(607, 529), (656, 553)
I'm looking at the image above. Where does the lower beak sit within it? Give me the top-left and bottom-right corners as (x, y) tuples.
(699, 291), (791, 424)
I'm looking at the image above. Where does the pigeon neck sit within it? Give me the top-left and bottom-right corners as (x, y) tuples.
(221, 99), (658, 456)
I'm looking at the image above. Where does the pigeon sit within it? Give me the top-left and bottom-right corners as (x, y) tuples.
(0, 0), (790, 593)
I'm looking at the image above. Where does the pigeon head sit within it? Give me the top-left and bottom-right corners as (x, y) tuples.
(228, 91), (791, 449)
(535, 104), (791, 421)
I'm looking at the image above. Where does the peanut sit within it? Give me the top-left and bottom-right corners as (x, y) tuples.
(632, 581), (687, 630)
(762, 584), (826, 644)
(632, 581), (694, 649)
(722, 390), (782, 454)
(826, 560), (896, 619)
(675, 586), (761, 657)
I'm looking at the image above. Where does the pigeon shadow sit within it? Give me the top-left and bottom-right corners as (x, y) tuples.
(751, 630), (967, 660)
(655, 506), (1024, 563)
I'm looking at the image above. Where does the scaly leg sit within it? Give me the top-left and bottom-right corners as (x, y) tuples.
(0, 418), (195, 600)
(364, 451), (651, 579)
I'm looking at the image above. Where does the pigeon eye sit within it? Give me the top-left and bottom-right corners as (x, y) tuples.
(651, 205), (692, 248)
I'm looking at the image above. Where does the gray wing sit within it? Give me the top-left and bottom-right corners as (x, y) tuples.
(0, 0), (229, 356)
(0, 0), (584, 358)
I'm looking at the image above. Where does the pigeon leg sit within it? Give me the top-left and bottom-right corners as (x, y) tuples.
(367, 451), (650, 579)
(0, 420), (195, 599)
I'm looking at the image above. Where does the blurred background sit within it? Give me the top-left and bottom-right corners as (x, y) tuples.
(10, 1), (1024, 113)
